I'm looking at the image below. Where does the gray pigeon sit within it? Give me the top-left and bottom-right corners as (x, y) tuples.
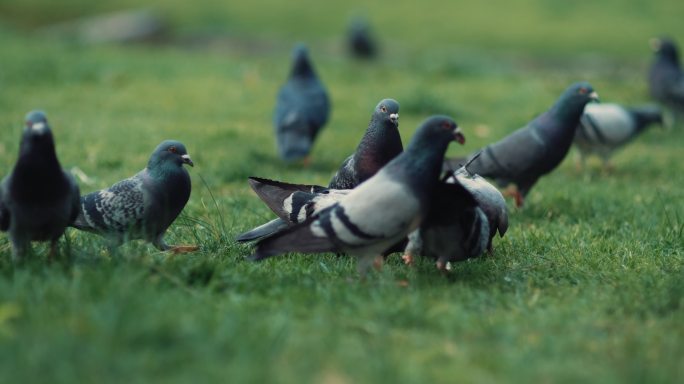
(574, 103), (663, 168)
(403, 155), (509, 269)
(328, 98), (402, 189)
(648, 37), (684, 114)
(403, 176), (490, 271)
(445, 82), (598, 207)
(236, 177), (350, 242)
(274, 43), (330, 163)
(250, 115), (464, 274)
(347, 17), (378, 59)
(72, 140), (196, 253)
(0, 111), (80, 260)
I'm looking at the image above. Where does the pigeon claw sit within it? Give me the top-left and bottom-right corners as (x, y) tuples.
(401, 253), (414, 266)
(168, 245), (200, 254)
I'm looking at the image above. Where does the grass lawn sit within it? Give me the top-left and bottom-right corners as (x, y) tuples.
(0, 0), (683, 383)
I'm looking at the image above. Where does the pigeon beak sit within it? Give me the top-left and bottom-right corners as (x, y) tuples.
(588, 91), (599, 103)
(181, 154), (194, 167)
(453, 128), (466, 145)
(389, 113), (399, 124)
(29, 121), (48, 135)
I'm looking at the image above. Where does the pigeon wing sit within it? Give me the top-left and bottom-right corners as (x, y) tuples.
(78, 173), (146, 233)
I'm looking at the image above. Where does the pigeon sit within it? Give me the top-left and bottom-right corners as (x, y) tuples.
(328, 98), (402, 189)
(402, 176), (490, 271)
(0, 111), (80, 260)
(574, 103), (663, 169)
(402, 154), (508, 269)
(346, 17), (378, 59)
(72, 140), (197, 253)
(249, 115), (465, 274)
(444, 82), (598, 207)
(273, 43), (330, 163)
(648, 37), (684, 114)
(236, 177), (351, 242)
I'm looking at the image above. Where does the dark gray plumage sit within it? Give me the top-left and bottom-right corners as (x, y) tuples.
(347, 17), (378, 59)
(250, 116), (465, 274)
(0, 111), (80, 260)
(445, 82), (598, 207)
(403, 177), (489, 270)
(274, 43), (330, 162)
(72, 140), (196, 252)
(328, 98), (402, 189)
(648, 37), (684, 114)
(574, 103), (663, 168)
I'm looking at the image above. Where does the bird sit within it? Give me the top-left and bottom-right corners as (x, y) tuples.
(71, 140), (197, 253)
(402, 175), (490, 271)
(273, 43), (330, 163)
(346, 17), (378, 59)
(0, 110), (80, 260)
(235, 177), (351, 242)
(574, 103), (663, 169)
(249, 115), (465, 275)
(444, 82), (598, 207)
(648, 37), (684, 115)
(328, 98), (402, 189)
(402, 153), (508, 268)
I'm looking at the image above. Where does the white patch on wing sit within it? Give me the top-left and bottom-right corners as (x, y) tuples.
(283, 194), (294, 215)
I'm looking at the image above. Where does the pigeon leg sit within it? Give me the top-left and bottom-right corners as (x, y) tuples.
(403, 230), (421, 265)
(9, 234), (28, 262)
(372, 255), (384, 271)
(402, 253), (414, 266)
(302, 155), (312, 168)
(357, 253), (380, 277)
(502, 186), (525, 207)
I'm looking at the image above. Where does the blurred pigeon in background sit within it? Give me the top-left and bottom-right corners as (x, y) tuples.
(72, 140), (197, 253)
(346, 17), (378, 59)
(249, 116), (464, 274)
(0, 111), (80, 260)
(574, 103), (663, 169)
(445, 82), (598, 207)
(274, 43), (330, 163)
(329, 98), (401, 189)
(648, 37), (684, 115)
(236, 177), (350, 242)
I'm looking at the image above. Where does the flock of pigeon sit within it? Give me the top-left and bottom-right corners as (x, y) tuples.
(0, 32), (682, 275)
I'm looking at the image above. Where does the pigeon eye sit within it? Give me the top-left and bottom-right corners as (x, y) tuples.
(578, 87), (588, 95)
(380, 106), (387, 113)
(169, 146), (177, 153)
(441, 121), (452, 129)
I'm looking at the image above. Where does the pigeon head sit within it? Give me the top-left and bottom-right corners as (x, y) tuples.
(290, 43), (315, 77)
(407, 115), (465, 155)
(650, 37), (680, 65)
(148, 140), (194, 171)
(553, 82), (599, 120)
(20, 110), (56, 156)
(374, 98), (400, 127)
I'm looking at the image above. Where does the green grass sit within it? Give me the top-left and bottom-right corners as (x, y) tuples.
(0, 0), (683, 383)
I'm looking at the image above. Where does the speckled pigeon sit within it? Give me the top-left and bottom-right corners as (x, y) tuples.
(72, 140), (196, 253)
(574, 103), (663, 169)
(0, 111), (80, 260)
(249, 115), (464, 274)
(236, 177), (350, 242)
(347, 17), (378, 59)
(648, 37), (684, 114)
(274, 43), (330, 163)
(444, 82), (598, 207)
(329, 98), (403, 189)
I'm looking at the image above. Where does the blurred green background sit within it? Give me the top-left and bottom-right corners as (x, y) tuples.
(0, 1), (682, 383)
